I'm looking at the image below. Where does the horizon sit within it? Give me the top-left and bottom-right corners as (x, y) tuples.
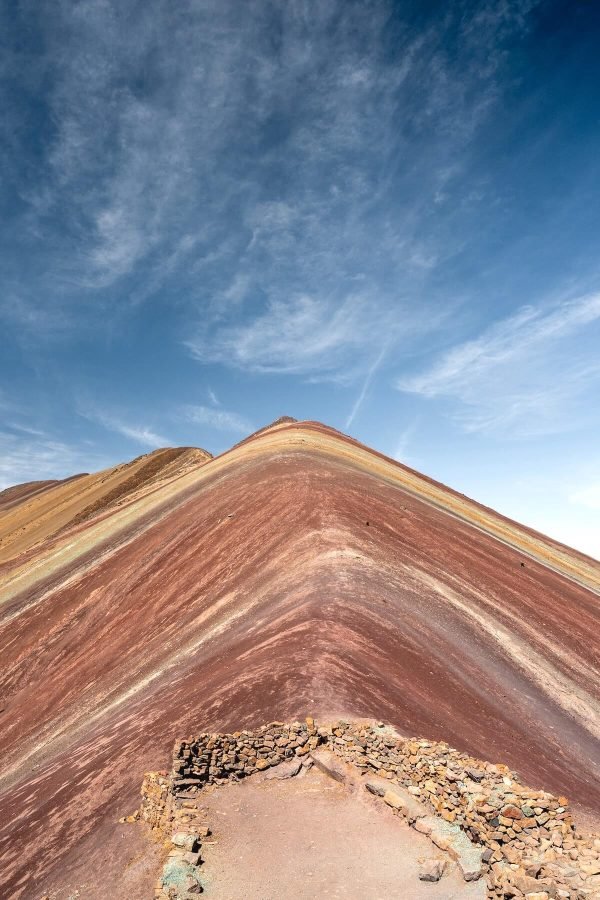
(1, 0), (599, 559)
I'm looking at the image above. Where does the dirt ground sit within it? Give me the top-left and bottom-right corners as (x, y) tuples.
(194, 766), (485, 899)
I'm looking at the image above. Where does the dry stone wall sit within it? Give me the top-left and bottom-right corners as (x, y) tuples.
(140, 719), (600, 900)
(140, 772), (173, 836)
(172, 719), (319, 790)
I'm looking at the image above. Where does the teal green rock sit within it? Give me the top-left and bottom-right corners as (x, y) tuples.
(161, 858), (202, 892)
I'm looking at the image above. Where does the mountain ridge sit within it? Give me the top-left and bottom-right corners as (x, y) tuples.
(0, 419), (599, 897)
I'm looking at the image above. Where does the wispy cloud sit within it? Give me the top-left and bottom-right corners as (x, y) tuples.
(397, 293), (600, 436)
(399, 294), (600, 396)
(80, 409), (172, 448)
(188, 294), (404, 377)
(5, 421), (48, 438)
(174, 1), (538, 384)
(393, 420), (419, 464)
(108, 423), (171, 448)
(180, 404), (252, 435)
(2, 1), (541, 355)
(345, 344), (388, 429)
(207, 388), (220, 407)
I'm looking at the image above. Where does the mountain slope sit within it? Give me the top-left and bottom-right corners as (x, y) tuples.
(0, 420), (598, 898)
(0, 445), (211, 564)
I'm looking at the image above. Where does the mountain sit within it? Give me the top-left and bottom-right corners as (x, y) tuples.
(0, 419), (598, 898)
(0, 445), (211, 564)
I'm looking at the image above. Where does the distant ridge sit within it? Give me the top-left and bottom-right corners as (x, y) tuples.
(0, 445), (211, 564)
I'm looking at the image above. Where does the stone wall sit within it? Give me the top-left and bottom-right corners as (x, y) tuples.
(140, 772), (173, 838)
(171, 718), (319, 790)
(325, 722), (600, 899)
(140, 719), (600, 900)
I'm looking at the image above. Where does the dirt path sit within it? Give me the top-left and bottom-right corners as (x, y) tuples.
(195, 767), (485, 899)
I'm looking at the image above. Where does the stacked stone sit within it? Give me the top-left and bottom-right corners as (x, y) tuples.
(154, 814), (211, 900)
(140, 772), (172, 837)
(171, 719), (320, 794)
(148, 720), (323, 899)
(323, 722), (600, 900)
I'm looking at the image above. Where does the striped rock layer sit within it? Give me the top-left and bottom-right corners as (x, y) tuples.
(0, 419), (599, 897)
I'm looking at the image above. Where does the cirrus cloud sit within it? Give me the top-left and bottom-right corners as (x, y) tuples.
(397, 292), (600, 437)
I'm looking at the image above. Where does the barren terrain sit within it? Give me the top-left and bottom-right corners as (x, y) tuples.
(0, 420), (598, 898)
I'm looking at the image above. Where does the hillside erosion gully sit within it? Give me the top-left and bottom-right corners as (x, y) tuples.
(137, 719), (600, 900)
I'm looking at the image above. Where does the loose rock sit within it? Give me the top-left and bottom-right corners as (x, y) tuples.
(419, 859), (445, 882)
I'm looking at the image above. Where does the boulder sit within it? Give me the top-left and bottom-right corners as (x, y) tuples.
(171, 833), (198, 852)
(309, 750), (347, 784)
(383, 790), (406, 812)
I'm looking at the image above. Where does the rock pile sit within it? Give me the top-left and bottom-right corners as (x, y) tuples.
(139, 719), (600, 900)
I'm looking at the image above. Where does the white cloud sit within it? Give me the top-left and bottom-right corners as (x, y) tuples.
(188, 294), (390, 375)
(110, 423), (171, 448)
(5, 422), (48, 438)
(397, 292), (600, 436)
(220, 274), (252, 308)
(399, 294), (600, 396)
(3, 0), (544, 348)
(180, 404), (252, 434)
(173, 1), (535, 383)
(207, 388), (220, 407)
(393, 420), (419, 465)
(186, 290), (437, 380)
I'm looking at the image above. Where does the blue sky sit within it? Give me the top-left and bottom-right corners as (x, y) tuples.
(1, 0), (599, 558)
